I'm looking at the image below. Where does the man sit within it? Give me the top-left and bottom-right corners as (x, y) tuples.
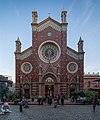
(92, 95), (98, 112)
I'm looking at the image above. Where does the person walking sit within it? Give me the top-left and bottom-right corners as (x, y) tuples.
(57, 95), (60, 105)
(19, 100), (23, 112)
(61, 96), (64, 105)
(92, 95), (98, 112)
(54, 97), (58, 108)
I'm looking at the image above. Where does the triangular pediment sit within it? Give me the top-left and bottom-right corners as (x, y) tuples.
(38, 17), (61, 26)
(37, 17), (61, 32)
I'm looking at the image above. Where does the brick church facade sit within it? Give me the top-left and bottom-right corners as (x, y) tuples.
(15, 10), (85, 98)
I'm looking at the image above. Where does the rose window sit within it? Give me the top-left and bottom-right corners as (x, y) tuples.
(21, 62), (32, 74)
(67, 62), (78, 73)
(38, 41), (61, 63)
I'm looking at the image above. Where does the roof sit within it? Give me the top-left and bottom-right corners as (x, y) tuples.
(38, 17), (61, 27)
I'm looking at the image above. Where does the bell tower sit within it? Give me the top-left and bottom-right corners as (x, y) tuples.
(61, 10), (68, 47)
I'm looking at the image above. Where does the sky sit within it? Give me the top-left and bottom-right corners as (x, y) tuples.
(0, 0), (100, 83)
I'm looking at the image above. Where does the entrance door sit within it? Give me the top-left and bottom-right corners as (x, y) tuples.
(69, 83), (76, 98)
(70, 89), (75, 98)
(24, 89), (30, 99)
(23, 83), (30, 99)
(45, 85), (54, 97)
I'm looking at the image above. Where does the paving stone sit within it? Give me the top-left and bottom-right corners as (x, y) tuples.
(0, 105), (100, 120)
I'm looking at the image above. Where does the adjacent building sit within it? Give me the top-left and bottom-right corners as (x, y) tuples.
(0, 75), (13, 99)
(15, 10), (85, 98)
(84, 72), (100, 91)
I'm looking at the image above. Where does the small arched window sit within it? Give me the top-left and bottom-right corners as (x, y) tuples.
(45, 77), (53, 83)
(88, 81), (90, 87)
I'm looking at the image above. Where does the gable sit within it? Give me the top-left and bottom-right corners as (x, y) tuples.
(37, 20), (61, 32)
(67, 47), (79, 60)
(20, 49), (32, 60)
(32, 17), (67, 32)
(15, 47), (32, 60)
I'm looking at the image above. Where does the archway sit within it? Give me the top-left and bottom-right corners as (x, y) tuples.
(45, 77), (54, 97)
(41, 73), (58, 97)
(69, 83), (76, 98)
(23, 83), (30, 99)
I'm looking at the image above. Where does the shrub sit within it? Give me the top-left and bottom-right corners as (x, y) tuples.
(14, 98), (19, 105)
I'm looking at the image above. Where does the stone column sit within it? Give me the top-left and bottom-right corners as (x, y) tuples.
(42, 84), (45, 97)
(39, 83), (42, 96)
(57, 84), (60, 95)
(67, 76), (70, 98)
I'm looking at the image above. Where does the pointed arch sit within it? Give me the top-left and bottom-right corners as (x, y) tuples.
(23, 77), (30, 84)
(69, 77), (76, 84)
(41, 72), (57, 83)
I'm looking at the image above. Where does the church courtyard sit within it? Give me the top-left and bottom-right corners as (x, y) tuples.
(0, 105), (100, 120)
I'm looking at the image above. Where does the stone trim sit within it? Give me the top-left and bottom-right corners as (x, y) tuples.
(20, 49), (32, 60)
(67, 49), (78, 60)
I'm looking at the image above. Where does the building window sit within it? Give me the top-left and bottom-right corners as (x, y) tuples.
(88, 81), (90, 87)
(45, 77), (53, 83)
(67, 62), (78, 74)
(48, 31), (52, 36)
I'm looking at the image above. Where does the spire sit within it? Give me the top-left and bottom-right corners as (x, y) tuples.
(16, 37), (20, 41)
(15, 37), (21, 53)
(79, 37), (83, 42)
(78, 36), (84, 52)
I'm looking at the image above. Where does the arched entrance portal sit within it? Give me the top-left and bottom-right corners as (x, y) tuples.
(45, 76), (55, 97)
(40, 73), (59, 97)
(23, 83), (30, 99)
(69, 83), (76, 98)
(45, 77), (54, 97)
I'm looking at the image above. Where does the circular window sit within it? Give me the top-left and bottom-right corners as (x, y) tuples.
(67, 62), (78, 73)
(21, 62), (32, 74)
(38, 40), (61, 63)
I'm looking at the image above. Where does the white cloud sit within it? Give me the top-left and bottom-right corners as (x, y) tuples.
(68, 0), (75, 14)
(85, 63), (100, 73)
(83, 7), (93, 25)
(82, 0), (94, 25)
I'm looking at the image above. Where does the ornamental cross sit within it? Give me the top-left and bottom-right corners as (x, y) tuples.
(48, 12), (51, 17)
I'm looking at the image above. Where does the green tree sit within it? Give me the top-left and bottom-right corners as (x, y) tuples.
(85, 90), (98, 104)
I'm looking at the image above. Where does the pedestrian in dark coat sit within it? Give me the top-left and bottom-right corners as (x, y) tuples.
(61, 96), (64, 105)
(54, 97), (57, 108)
(92, 95), (97, 112)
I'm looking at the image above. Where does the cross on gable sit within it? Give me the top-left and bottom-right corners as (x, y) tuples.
(48, 12), (51, 17)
